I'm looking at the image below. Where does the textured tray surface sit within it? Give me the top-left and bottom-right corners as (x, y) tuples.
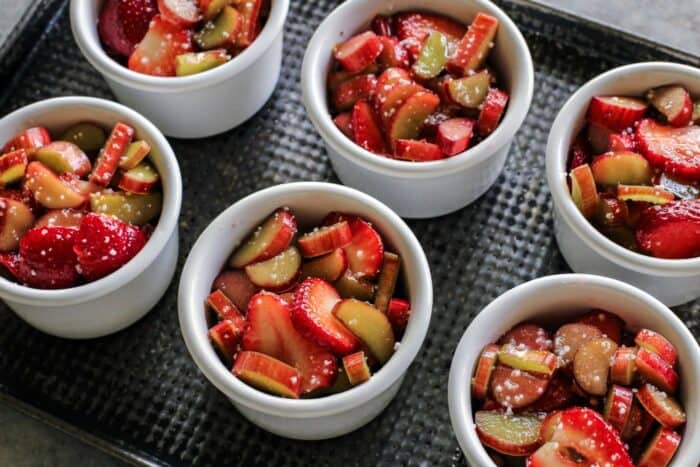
(0, 1), (699, 466)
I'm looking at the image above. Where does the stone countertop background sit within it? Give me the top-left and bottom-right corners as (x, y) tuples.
(0, 0), (698, 466)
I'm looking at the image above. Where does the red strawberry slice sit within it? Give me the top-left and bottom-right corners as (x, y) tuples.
(157, 0), (200, 27)
(608, 132), (637, 152)
(333, 74), (377, 112)
(587, 96), (648, 132)
(394, 12), (466, 52)
(333, 112), (354, 138)
(635, 199), (700, 259)
(128, 15), (193, 77)
(576, 309), (625, 344)
(2, 127), (51, 156)
(636, 118), (700, 180)
(343, 216), (384, 278)
(646, 85), (693, 128)
(351, 99), (387, 155)
(477, 89), (509, 137)
(499, 323), (553, 351)
(242, 291), (337, 393)
(394, 139), (443, 161)
(436, 118), (474, 156)
(333, 31), (384, 73)
(73, 212), (147, 281)
(298, 221), (352, 258)
(99, 0), (158, 57)
(543, 407), (633, 467)
(370, 15), (393, 37)
(90, 122), (135, 186)
(387, 297), (410, 336)
(527, 442), (581, 467)
(290, 278), (358, 355)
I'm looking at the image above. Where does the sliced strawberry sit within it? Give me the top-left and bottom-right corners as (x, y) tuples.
(73, 212), (147, 281)
(157, 0), (200, 27)
(608, 132), (637, 152)
(291, 278), (358, 355)
(646, 85), (693, 127)
(477, 89), (509, 137)
(603, 384), (635, 432)
(394, 12), (466, 53)
(446, 13), (499, 76)
(475, 411), (542, 456)
(333, 112), (354, 138)
(490, 365), (549, 409)
(2, 127), (51, 156)
(394, 139), (443, 161)
(233, 350), (302, 398)
(636, 118), (700, 180)
(435, 118), (474, 156)
(342, 216), (384, 278)
(207, 289), (246, 330)
(298, 221), (352, 258)
(229, 209), (297, 268)
(386, 297), (410, 336)
(586, 96), (648, 132)
(351, 99), (386, 155)
(333, 31), (384, 73)
(234, 0), (264, 47)
(242, 292), (337, 393)
(635, 199), (700, 259)
(128, 15), (193, 77)
(576, 310), (625, 344)
(376, 36), (409, 69)
(638, 427), (681, 467)
(636, 383), (686, 428)
(333, 74), (377, 112)
(519, 373), (575, 413)
(527, 442), (581, 467)
(635, 329), (677, 366)
(472, 343), (499, 400)
(500, 323), (553, 351)
(213, 269), (259, 311)
(208, 320), (241, 364)
(542, 407), (633, 466)
(370, 15), (392, 37)
(635, 347), (678, 393)
(90, 122), (135, 186)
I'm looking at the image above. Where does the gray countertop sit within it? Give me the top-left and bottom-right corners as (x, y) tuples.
(0, 1), (698, 466)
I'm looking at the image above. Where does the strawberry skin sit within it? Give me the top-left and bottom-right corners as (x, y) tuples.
(242, 292), (337, 394)
(99, 0), (158, 57)
(322, 213), (385, 279)
(635, 199), (700, 259)
(73, 213), (147, 281)
(291, 278), (358, 355)
(128, 15), (193, 76)
(636, 118), (700, 181)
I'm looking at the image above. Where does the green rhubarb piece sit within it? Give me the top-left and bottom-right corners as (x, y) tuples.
(447, 71), (491, 108)
(195, 6), (241, 50)
(60, 122), (106, 152)
(90, 191), (162, 225)
(412, 32), (448, 79)
(175, 49), (231, 77)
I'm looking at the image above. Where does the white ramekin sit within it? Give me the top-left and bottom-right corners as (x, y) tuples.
(546, 62), (700, 307)
(0, 96), (182, 339)
(301, 0), (533, 219)
(448, 274), (700, 467)
(178, 182), (432, 439)
(70, 0), (289, 138)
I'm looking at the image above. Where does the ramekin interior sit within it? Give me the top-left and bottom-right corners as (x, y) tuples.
(70, 0), (290, 92)
(448, 274), (700, 467)
(0, 96), (182, 306)
(301, 0), (534, 178)
(546, 61), (700, 276)
(178, 182), (432, 417)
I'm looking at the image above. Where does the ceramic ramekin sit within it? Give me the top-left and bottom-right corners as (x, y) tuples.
(70, 0), (289, 138)
(546, 62), (700, 307)
(448, 274), (700, 466)
(301, 0), (533, 219)
(0, 96), (182, 338)
(178, 182), (432, 439)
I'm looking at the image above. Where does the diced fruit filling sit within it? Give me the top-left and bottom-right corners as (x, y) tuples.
(206, 207), (409, 398)
(0, 122), (162, 289)
(328, 11), (508, 161)
(98, 0), (269, 77)
(471, 311), (686, 467)
(568, 84), (700, 259)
